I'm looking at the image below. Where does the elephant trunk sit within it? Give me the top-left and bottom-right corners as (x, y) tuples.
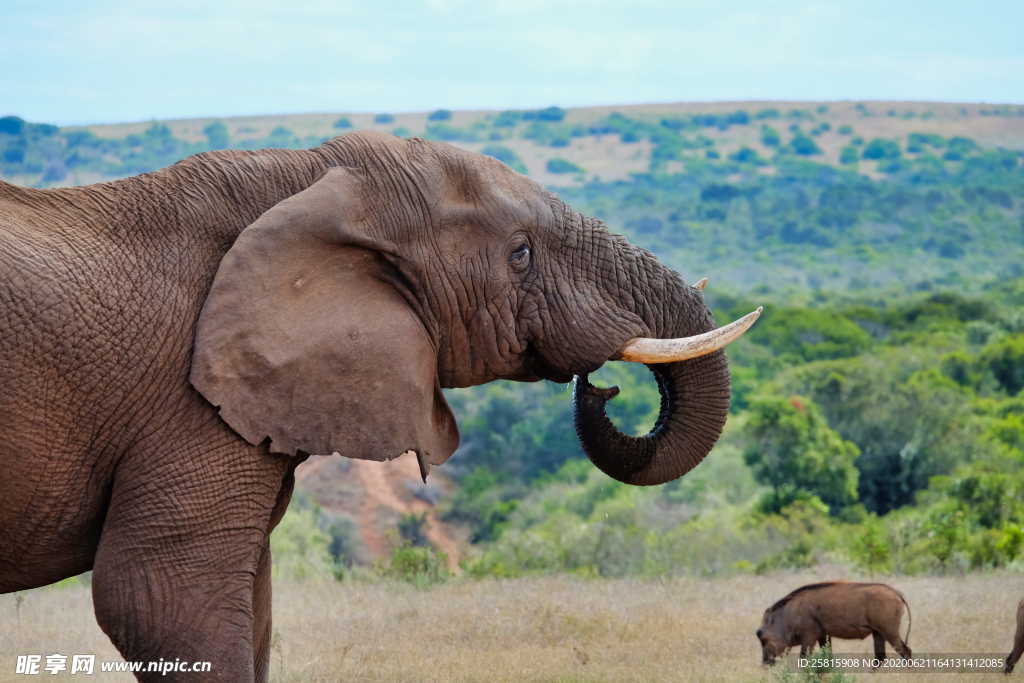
(573, 257), (732, 486)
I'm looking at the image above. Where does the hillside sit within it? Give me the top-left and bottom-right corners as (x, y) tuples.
(5, 100), (1023, 188)
(3, 101), (1022, 294)
(294, 455), (462, 569)
(2, 101), (1023, 573)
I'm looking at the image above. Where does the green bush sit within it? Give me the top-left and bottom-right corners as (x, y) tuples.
(754, 308), (872, 361)
(397, 512), (430, 547)
(727, 147), (759, 163)
(862, 138), (901, 160)
(493, 110), (521, 127)
(480, 144), (527, 174)
(790, 134), (821, 156)
(943, 136), (977, 161)
(529, 106), (565, 122)
(380, 543), (449, 587)
(271, 498), (335, 580)
(202, 121), (229, 149)
(0, 116), (26, 135)
(980, 334), (1024, 395)
(847, 518), (892, 573)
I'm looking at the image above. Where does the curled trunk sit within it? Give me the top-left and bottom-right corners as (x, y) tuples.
(573, 276), (731, 486)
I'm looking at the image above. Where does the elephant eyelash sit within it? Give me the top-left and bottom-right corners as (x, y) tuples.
(509, 243), (530, 264)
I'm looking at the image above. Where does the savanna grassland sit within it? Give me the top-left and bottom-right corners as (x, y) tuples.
(1, 572), (1017, 682)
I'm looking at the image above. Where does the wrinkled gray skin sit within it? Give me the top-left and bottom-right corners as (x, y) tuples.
(0, 132), (729, 681)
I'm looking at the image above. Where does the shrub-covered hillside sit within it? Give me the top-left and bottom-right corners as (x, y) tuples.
(2, 102), (1022, 579)
(2, 102), (1022, 293)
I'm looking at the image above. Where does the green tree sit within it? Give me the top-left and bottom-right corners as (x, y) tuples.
(202, 121), (229, 149)
(862, 138), (901, 160)
(729, 147), (761, 163)
(267, 126), (296, 146)
(332, 117), (352, 129)
(790, 133), (821, 156)
(493, 110), (521, 127)
(270, 497), (334, 580)
(481, 144), (528, 174)
(980, 334), (1024, 395)
(754, 308), (872, 361)
(428, 109), (452, 121)
(760, 125), (780, 147)
(743, 395), (860, 514)
(943, 136), (977, 161)
(533, 106), (565, 122)
(848, 518), (891, 573)
(143, 123), (173, 145)
(397, 512), (430, 546)
(794, 363), (973, 514)
(0, 116), (26, 135)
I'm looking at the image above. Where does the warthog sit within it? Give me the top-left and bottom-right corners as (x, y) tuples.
(756, 581), (912, 665)
(1006, 598), (1024, 674)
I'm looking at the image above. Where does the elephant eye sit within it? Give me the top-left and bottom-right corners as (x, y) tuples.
(509, 242), (531, 269)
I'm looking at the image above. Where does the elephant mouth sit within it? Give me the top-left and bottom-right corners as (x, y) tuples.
(523, 342), (579, 384)
(524, 306), (762, 384)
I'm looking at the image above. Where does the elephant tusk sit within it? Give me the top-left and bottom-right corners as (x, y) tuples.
(693, 277), (708, 291)
(613, 307), (763, 363)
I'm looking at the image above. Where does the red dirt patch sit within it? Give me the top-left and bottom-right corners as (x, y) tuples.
(295, 454), (462, 571)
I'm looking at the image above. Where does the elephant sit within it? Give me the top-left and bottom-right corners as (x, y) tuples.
(0, 130), (759, 680)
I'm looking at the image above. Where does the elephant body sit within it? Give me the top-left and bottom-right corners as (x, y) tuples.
(1, 149), (320, 678)
(1, 132), (745, 680)
(756, 582), (912, 665)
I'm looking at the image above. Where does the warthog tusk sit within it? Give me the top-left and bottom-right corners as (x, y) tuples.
(693, 277), (708, 291)
(613, 307), (763, 363)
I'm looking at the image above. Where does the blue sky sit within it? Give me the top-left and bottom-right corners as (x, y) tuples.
(3, 0), (1022, 125)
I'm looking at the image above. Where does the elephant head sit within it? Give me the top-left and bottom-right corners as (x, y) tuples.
(190, 131), (759, 485)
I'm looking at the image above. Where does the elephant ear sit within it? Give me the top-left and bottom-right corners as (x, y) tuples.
(190, 167), (458, 470)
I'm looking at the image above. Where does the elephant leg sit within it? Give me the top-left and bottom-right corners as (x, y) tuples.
(253, 458), (298, 683)
(252, 543), (273, 683)
(93, 529), (262, 679)
(91, 439), (293, 681)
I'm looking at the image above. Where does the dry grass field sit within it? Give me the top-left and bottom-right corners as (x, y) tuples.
(2, 571), (1020, 681)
